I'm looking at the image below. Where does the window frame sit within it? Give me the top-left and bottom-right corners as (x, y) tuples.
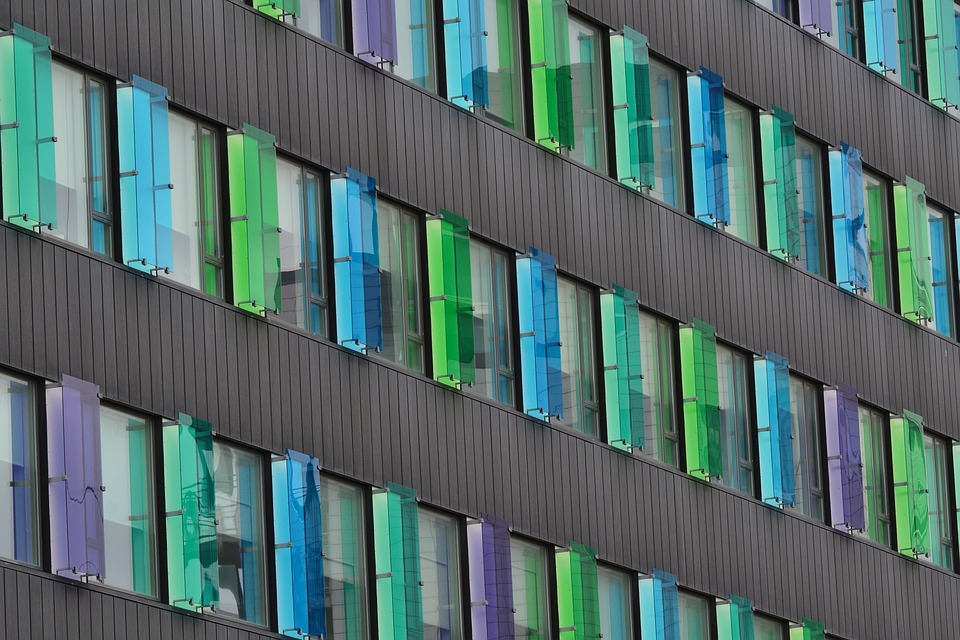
(794, 132), (831, 279)
(646, 54), (687, 212)
(788, 373), (829, 523)
(417, 503), (467, 639)
(555, 275), (602, 438)
(596, 562), (639, 640)
(638, 308), (682, 468)
(722, 93), (761, 245)
(716, 341), (757, 497)
(565, 8), (610, 173)
(923, 430), (958, 570)
(677, 588), (717, 640)
(925, 200), (956, 338)
(857, 401), (894, 549)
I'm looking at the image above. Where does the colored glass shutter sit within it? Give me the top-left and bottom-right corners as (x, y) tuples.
(790, 619), (825, 640)
(717, 595), (755, 640)
(332, 168), (383, 353)
(117, 75), (174, 275)
(528, 0), (574, 152)
(891, 410), (930, 558)
(760, 106), (799, 262)
(680, 319), (722, 481)
(517, 248), (563, 421)
(468, 515), (514, 639)
(228, 123), (282, 315)
(639, 569), (680, 640)
(353, 0), (398, 66)
(755, 352), (795, 507)
(444, 0), (488, 109)
(601, 285), (644, 452)
(799, 0), (833, 36)
(894, 177), (933, 323)
(272, 450), (326, 639)
(923, 0), (960, 109)
(555, 542), (601, 640)
(610, 27), (654, 190)
(427, 210), (476, 387)
(0, 23), (57, 231)
(824, 383), (865, 532)
(163, 414), (219, 611)
(863, 0), (899, 73)
(46, 376), (105, 581)
(257, 0), (301, 18)
(374, 482), (423, 640)
(688, 67), (729, 226)
(830, 142), (868, 293)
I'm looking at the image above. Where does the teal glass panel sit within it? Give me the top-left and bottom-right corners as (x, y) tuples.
(891, 410), (930, 558)
(517, 248), (563, 421)
(601, 285), (644, 452)
(755, 353), (795, 507)
(829, 142), (868, 292)
(227, 123), (282, 315)
(639, 569), (679, 640)
(374, 482), (423, 639)
(717, 595), (755, 640)
(555, 542), (600, 640)
(0, 371), (39, 566)
(0, 24), (57, 230)
(923, 0), (960, 110)
(679, 319), (722, 482)
(610, 27), (654, 190)
(527, 0), (574, 152)
(443, 0), (488, 109)
(863, 0), (899, 73)
(687, 67), (729, 226)
(760, 106), (799, 262)
(894, 177), (933, 324)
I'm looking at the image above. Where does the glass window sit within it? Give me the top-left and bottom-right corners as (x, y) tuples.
(282, 0), (345, 47)
(724, 98), (758, 244)
(789, 376), (826, 522)
(718, 345), (754, 496)
(213, 441), (267, 625)
(390, 0), (437, 91)
(753, 0), (795, 20)
(321, 476), (368, 639)
(167, 112), (223, 297)
(0, 371), (38, 566)
(511, 537), (552, 638)
(649, 59), (685, 210)
(557, 277), (600, 437)
(277, 158), (328, 337)
(858, 404), (892, 547)
(927, 204), (954, 338)
(419, 508), (463, 639)
(49, 63), (112, 255)
(567, 16), (606, 172)
(894, 0), (923, 93)
(100, 406), (156, 596)
(598, 566), (634, 640)
(796, 136), (828, 277)
(754, 614), (786, 640)
(679, 592), (713, 640)
(839, 0), (861, 56)
(924, 433), (955, 570)
(863, 171), (893, 308)
(378, 200), (424, 372)
(471, 240), (515, 406)
(639, 311), (679, 467)
(484, 0), (525, 132)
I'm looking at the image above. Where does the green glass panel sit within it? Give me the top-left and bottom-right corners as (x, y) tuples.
(374, 482), (423, 640)
(680, 318), (722, 481)
(0, 24), (57, 230)
(891, 410), (930, 558)
(426, 210), (476, 388)
(865, 176), (891, 308)
(922, 0), (960, 110)
(527, 0), (574, 152)
(760, 106), (799, 262)
(228, 123), (281, 315)
(610, 26), (654, 190)
(601, 285), (644, 452)
(256, 0), (301, 18)
(790, 619), (825, 640)
(162, 414), (218, 611)
(555, 542), (601, 640)
(893, 176), (933, 323)
(717, 595), (755, 640)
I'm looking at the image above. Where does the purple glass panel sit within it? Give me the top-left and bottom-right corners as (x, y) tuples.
(468, 515), (514, 638)
(825, 383), (865, 532)
(353, 0), (398, 66)
(47, 375), (105, 581)
(799, 0), (833, 36)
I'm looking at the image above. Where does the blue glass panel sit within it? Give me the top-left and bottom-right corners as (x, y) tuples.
(331, 168), (383, 353)
(117, 75), (174, 274)
(830, 142), (868, 293)
(517, 247), (563, 421)
(639, 569), (680, 640)
(444, 0), (488, 109)
(863, 0), (899, 73)
(273, 450), (326, 639)
(755, 353), (795, 508)
(929, 211), (952, 337)
(687, 67), (729, 226)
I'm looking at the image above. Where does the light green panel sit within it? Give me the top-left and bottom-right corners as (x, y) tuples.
(760, 106), (799, 262)
(527, 0), (574, 152)
(256, 0), (301, 18)
(555, 542), (601, 640)
(922, 0), (960, 110)
(891, 410), (930, 558)
(228, 123), (282, 315)
(374, 482), (424, 640)
(426, 210), (476, 388)
(600, 284), (644, 452)
(0, 23), (57, 231)
(610, 26), (654, 190)
(790, 619), (825, 640)
(718, 595), (755, 640)
(893, 176), (933, 324)
(680, 318), (722, 481)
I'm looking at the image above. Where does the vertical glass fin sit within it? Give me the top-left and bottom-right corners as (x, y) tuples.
(0, 23), (57, 230)
(610, 27), (654, 190)
(717, 595), (756, 640)
(443, 0), (489, 109)
(117, 75), (174, 275)
(893, 176), (933, 324)
(468, 515), (514, 639)
(829, 142), (868, 293)
(891, 410), (930, 558)
(679, 318), (722, 481)
(374, 482), (424, 639)
(760, 106), (799, 262)
(555, 542), (601, 640)
(353, 0), (399, 66)
(824, 383), (865, 532)
(755, 352), (796, 507)
(639, 569), (680, 640)
(517, 247), (563, 421)
(922, 0), (960, 110)
(228, 123), (282, 315)
(687, 67), (729, 226)
(527, 0), (574, 152)
(601, 285), (644, 452)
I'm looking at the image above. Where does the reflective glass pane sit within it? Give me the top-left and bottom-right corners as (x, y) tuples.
(378, 201), (424, 371)
(321, 476), (368, 639)
(679, 592), (712, 640)
(789, 376), (825, 522)
(718, 346), (754, 495)
(639, 311), (679, 467)
(101, 406), (156, 596)
(484, 0), (524, 131)
(649, 60), (685, 210)
(285, 0), (345, 46)
(214, 441), (267, 625)
(754, 614), (786, 640)
(796, 136), (827, 276)
(557, 278), (599, 437)
(725, 98), (758, 244)
(568, 16), (606, 171)
(927, 205), (954, 338)
(49, 63), (92, 250)
(420, 509), (463, 639)
(471, 240), (515, 406)
(858, 405), (892, 547)
(511, 538), (551, 638)
(0, 372), (38, 565)
(391, 0), (437, 91)
(598, 566), (634, 640)
(863, 172), (892, 307)
(924, 434), (955, 570)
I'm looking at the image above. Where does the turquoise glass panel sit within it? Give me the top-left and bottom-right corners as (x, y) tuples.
(687, 67), (729, 226)
(639, 569), (680, 640)
(443, 0), (488, 109)
(829, 142), (868, 292)
(517, 248), (563, 421)
(863, 0), (899, 73)
(755, 353), (795, 507)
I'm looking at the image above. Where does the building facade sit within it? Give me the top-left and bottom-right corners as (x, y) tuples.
(2, 0), (960, 638)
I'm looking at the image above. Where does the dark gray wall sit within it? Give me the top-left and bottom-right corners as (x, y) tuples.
(1, 0), (959, 638)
